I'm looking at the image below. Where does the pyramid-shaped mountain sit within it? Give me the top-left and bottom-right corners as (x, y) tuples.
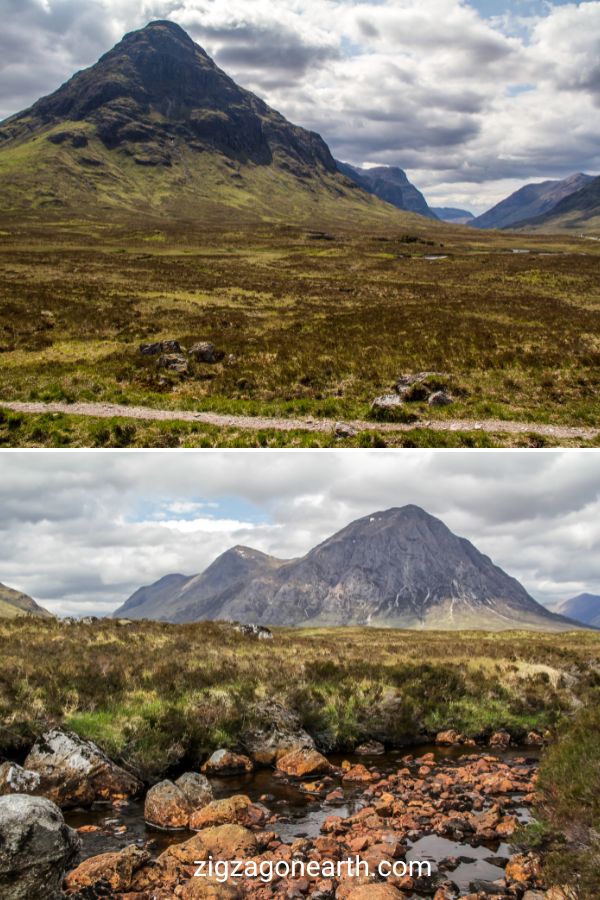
(114, 506), (581, 631)
(0, 21), (409, 225)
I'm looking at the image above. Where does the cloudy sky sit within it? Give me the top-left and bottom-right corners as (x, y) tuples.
(1, 1), (599, 212)
(1, 450), (599, 617)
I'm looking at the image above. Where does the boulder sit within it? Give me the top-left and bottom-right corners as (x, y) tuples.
(0, 761), (41, 795)
(175, 772), (214, 807)
(188, 794), (267, 830)
(63, 844), (151, 894)
(144, 779), (192, 829)
(371, 393), (403, 412)
(343, 886), (403, 899)
(355, 740), (385, 755)
(428, 390), (453, 407)
(182, 878), (242, 898)
(164, 824), (258, 863)
(276, 748), (333, 779)
(489, 731), (511, 749)
(24, 728), (142, 808)
(139, 339), (181, 355)
(189, 341), (220, 363)
(233, 622), (273, 640)
(436, 730), (465, 745)
(0, 794), (80, 899)
(334, 422), (357, 438)
(240, 700), (316, 765)
(157, 352), (188, 373)
(202, 749), (253, 775)
(526, 731), (544, 747)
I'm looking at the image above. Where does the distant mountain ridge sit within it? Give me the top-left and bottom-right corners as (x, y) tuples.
(549, 593), (600, 628)
(336, 162), (438, 219)
(470, 173), (594, 230)
(0, 582), (53, 619)
(432, 207), (474, 224)
(114, 506), (582, 631)
(517, 176), (600, 233)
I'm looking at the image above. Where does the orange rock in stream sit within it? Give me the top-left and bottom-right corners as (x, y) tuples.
(189, 795), (267, 830)
(63, 845), (151, 893)
(343, 764), (376, 783)
(276, 748), (333, 778)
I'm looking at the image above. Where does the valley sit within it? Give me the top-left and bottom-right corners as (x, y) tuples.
(1, 220), (599, 448)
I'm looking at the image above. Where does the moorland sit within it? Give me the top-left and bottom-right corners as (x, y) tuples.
(1, 218), (599, 448)
(1, 617), (599, 895)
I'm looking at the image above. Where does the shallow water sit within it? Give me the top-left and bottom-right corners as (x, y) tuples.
(64, 742), (540, 888)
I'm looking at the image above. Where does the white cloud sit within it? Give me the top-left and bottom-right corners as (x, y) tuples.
(1, 451), (600, 616)
(0, 0), (599, 210)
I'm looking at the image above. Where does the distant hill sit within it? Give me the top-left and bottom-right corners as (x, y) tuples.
(470, 173), (594, 230)
(517, 176), (600, 233)
(114, 505), (582, 631)
(432, 207), (474, 224)
(0, 582), (53, 619)
(336, 162), (438, 219)
(0, 20), (414, 228)
(549, 593), (600, 628)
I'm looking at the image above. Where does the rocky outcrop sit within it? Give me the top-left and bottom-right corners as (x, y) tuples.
(0, 761), (40, 795)
(24, 728), (142, 807)
(0, 795), (80, 899)
(202, 749), (254, 775)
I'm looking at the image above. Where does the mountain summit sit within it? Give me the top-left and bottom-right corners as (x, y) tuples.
(114, 505), (579, 631)
(0, 21), (409, 225)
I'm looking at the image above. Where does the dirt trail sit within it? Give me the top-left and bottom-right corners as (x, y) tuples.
(1, 399), (598, 440)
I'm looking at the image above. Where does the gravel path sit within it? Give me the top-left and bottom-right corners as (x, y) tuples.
(1, 399), (598, 441)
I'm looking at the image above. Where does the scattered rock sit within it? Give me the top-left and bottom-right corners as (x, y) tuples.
(233, 622), (273, 640)
(489, 731), (511, 749)
(240, 700), (316, 765)
(189, 794), (266, 831)
(189, 341), (221, 363)
(436, 730), (465, 745)
(175, 772), (214, 807)
(0, 794), (80, 899)
(525, 731), (544, 746)
(139, 339), (181, 355)
(144, 779), (192, 829)
(157, 352), (188, 373)
(0, 761), (41, 795)
(428, 390), (453, 407)
(334, 422), (356, 438)
(24, 728), (142, 808)
(202, 749), (254, 776)
(276, 748), (333, 779)
(63, 844), (151, 894)
(355, 740), (385, 756)
(371, 393), (403, 412)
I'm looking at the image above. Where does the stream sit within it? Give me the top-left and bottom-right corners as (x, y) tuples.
(64, 743), (539, 895)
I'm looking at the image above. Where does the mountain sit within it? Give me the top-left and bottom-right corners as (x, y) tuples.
(432, 207), (474, 224)
(336, 162), (438, 219)
(114, 506), (581, 631)
(470, 173), (594, 230)
(0, 21), (408, 227)
(549, 593), (600, 628)
(0, 582), (53, 619)
(517, 176), (600, 233)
